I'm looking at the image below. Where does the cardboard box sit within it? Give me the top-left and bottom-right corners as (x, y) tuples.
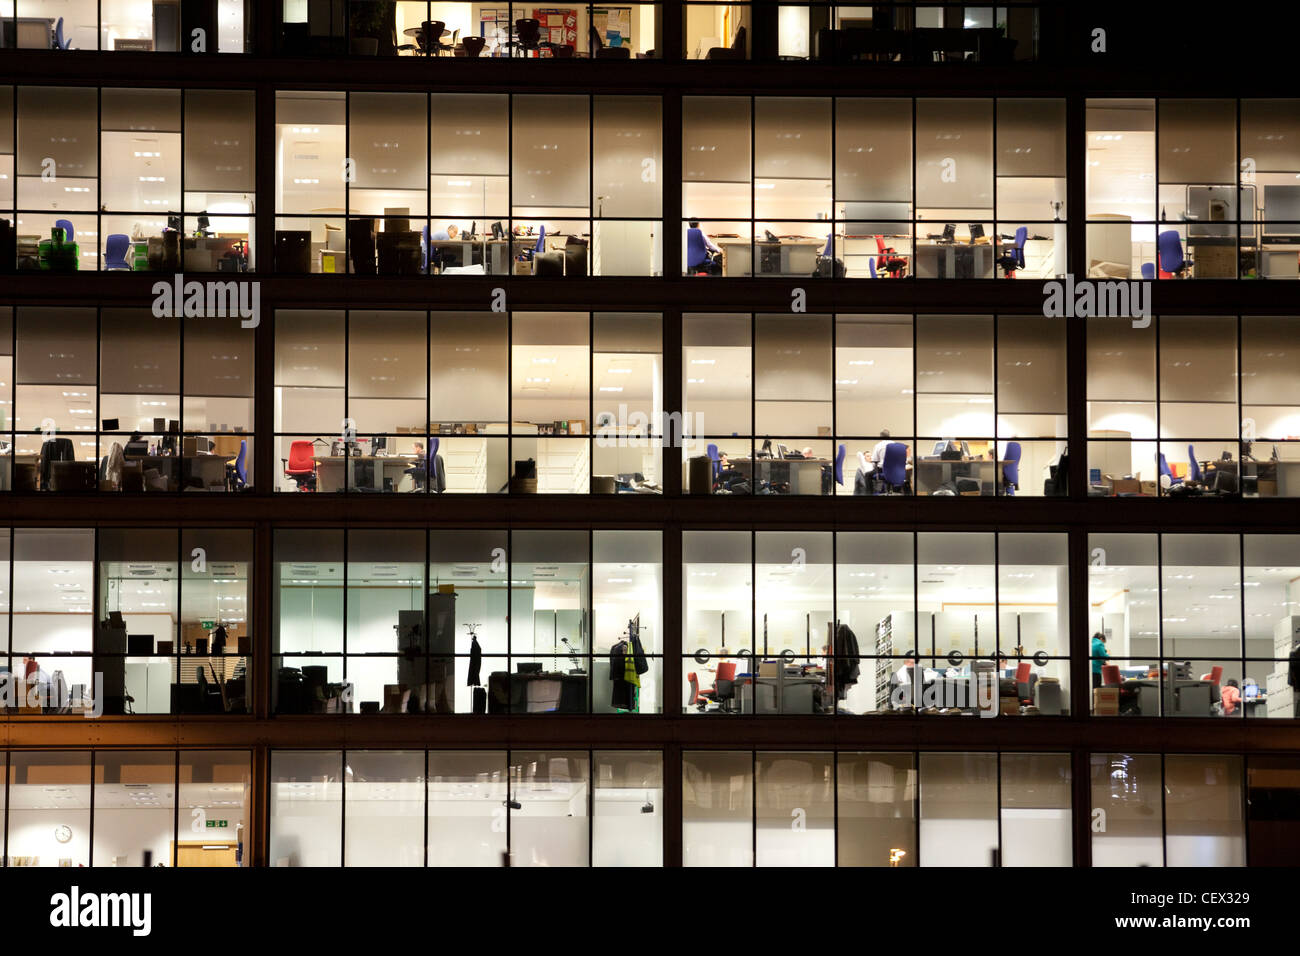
(1111, 477), (1141, 496)
(1139, 480), (1157, 496)
(999, 696), (1020, 716)
(1257, 479), (1278, 498)
(1093, 686), (1119, 716)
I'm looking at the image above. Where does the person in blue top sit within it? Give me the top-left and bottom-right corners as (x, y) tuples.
(430, 224), (459, 241)
(1091, 631), (1109, 688)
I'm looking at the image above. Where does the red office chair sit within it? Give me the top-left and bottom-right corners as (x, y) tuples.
(875, 235), (907, 278)
(1101, 664), (1121, 686)
(283, 439), (317, 492)
(1014, 660), (1033, 704)
(1200, 665), (1223, 685)
(687, 672), (704, 710)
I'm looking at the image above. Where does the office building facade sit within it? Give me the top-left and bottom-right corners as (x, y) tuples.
(0, 2), (1298, 868)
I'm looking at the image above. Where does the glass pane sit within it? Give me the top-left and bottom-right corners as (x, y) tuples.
(592, 750), (662, 866)
(918, 752), (997, 866)
(7, 751), (92, 867)
(509, 750), (589, 866)
(344, 750), (425, 866)
(269, 751), (343, 867)
(682, 750), (752, 866)
(427, 751), (508, 866)
(836, 752), (916, 866)
(93, 751), (175, 867)
(755, 752), (833, 866)
(178, 750), (251, 867)
(1165, 754), (1245, 866)
(1090, 752), (1163, 866)
(1000, 753), (1071, 866)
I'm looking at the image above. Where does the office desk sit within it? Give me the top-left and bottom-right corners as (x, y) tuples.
(913, 241), (994, 278)
(488, 671), (588, 713)
(717, 238), (823, 277)
(753, 668), (825, 714)
(313, 455), (420, 493)
(914, 458), (1009, 495)
(728, 456), (832, 494)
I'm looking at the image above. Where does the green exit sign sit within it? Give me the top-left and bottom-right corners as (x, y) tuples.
(205, 820), (228, 828)
(201, 621), (215, 630)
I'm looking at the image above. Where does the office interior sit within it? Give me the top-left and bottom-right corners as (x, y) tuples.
(0, 750), (251, 867)
(682, 96), (1066, 279)
(0, 527), (252, 716)
(1087, 314), (1300, 497)
(682, 530), (1069, 716)
(1088, 533), (1300, 720)
(2, 86), (256, 272)
(1086, 99), (1300, 280)
(277, 1), (661, 58)
(272, 90), (661, 277)
(0, 307), (255, 493)
(682, 312), (1067, 496)
(684, 749), (1249, 867)
(274, 310), (662, 494)
(0, 0), (249, 51)
(273, 528), (663, 714)
(767, 2), (1041, 64)
(270, 749), (661, 866)
(0, 746), (1280, 867)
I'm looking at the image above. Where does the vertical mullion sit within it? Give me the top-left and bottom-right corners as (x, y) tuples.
(994, 751), (1003, 867)
(339, 748), (346, 867)
(172, 750), (181, 867)
(423, 749), (429, 867)
(88, 750), (96, 866)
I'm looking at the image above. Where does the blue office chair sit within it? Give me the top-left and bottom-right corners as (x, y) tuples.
(821, 233), (833, 258)
(868, 256), (878, 278)
(227, 439), (248, 490)
(1140, 262), (1155, 280)
(1002, 441), (1022, 496)
(1159, 452), (1182, 487)
(706, 443), (722, 489)
(1187, 445), (1203, 483)
(878, 441), (909, 494)
(686, 227), (711, 273)
(54, 17), (72, 50)
(105, 234), (132, 271)
(533, 225), (546, 255)
(834, 443), (847, 486)
(427, 437), (441, 492)
(1157, 230), (1189, 278)
(996, 226), (1027, 277)
(54, 219), (74, 243)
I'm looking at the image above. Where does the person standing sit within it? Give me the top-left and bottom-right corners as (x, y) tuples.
(1091, 631), (1109, 688)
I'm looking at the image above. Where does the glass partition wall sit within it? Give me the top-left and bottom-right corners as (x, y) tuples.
(273, 528), (662, 714)
(1087, 314), (1300, 496)
(682, 530), (1069, 717)
(682, 312), (1067, 495)
(275, 2), (662, 58)
(683, 95), (1066, 278)
(1088, 533), (1300, 719)
(4, 86), (255, 272)
(274, 91), (662, 276)
(0, 2), (250, 51)
(274, 309), (662, 494)
(1086, 98), (1300, 279)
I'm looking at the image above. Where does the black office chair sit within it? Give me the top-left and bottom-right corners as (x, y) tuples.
(590, 25), (630, 58)
(513, 18), (541, 56)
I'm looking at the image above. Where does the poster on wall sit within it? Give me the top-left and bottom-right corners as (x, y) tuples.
(592, 7), (632, 47)
(532, 8), (577, 54)
(480, 7), (511, 54)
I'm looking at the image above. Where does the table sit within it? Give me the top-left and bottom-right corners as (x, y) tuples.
(913, 458), (1012, 495)
(913, 241), (994, 278)
(716, 238), (823, 277)
(313, 455), (421, 493)
(727, 456), (833, 495)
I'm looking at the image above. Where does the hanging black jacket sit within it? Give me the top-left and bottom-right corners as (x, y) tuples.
(834, 623), (861, 693)
(467, 635), (482, 686)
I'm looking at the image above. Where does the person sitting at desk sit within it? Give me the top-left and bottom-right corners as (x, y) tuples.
(686, 220), (723, 275)
(124, 431), (150, 457)
(1220, 678), (1241, 716)
(870, 430), (893, 469)
(430, 224), (459, 241)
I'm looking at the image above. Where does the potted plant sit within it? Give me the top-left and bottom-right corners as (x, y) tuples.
(348, 1), (387, 55)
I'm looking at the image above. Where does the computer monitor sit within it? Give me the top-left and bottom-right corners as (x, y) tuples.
(941, 223), (956, 242)
(370, 435), (386, 453)
(968, 223), (984, 242)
